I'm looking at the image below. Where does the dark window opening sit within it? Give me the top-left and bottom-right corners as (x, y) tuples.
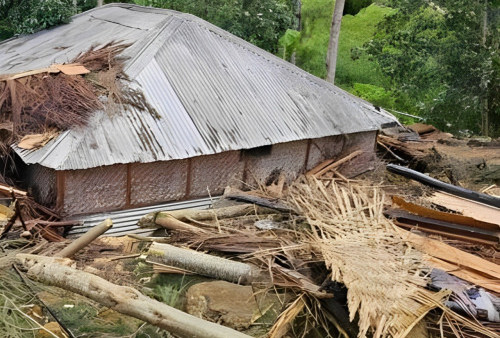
(241, 145), (272, 159)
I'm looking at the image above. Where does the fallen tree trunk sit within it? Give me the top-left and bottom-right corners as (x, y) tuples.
(15, 254), (252, 338)
(148, 242), (267, 284)
(138, 203), (276, 232)
(164, 204), (275, 222)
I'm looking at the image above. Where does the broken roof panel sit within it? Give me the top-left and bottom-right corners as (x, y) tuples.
(1, 4), (397, 170)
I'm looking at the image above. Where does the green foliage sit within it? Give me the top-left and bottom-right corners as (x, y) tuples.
(366, 0), (499, 135)
(294, 2), (393, 82)
(7, 0), (75, 34)
(278, 28), (300, 59)
(294, 0), (334, 78)
(0, 269), (41, 337)
(336, 4), (394, 88)
(133, 0), (298, 53)
(352, 82), (394, 107)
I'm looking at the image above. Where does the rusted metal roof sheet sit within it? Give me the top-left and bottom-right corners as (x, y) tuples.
(2, 4), (397, 170)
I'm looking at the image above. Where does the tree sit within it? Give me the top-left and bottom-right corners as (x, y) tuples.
(134, 0), (299, 53)
(0, 0), (75, 35)
(366, 0), (499, 135)
(326, 0), (345, 83)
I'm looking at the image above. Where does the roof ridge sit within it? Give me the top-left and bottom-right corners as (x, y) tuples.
(109, 4), (395, 122)
(152, 9), (391, 121)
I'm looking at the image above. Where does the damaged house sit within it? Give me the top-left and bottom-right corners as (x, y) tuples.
(0, 4), (396, 222)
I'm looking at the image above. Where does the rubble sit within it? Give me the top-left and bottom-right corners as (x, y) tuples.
(0, 127), (499, 337)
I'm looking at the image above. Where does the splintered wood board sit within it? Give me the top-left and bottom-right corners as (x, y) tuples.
(428, 191), (500, 227)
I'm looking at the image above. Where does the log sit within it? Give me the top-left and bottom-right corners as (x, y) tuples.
(154, 215), (208, 234)
(55, 219), (112, 258)
(0, 183), (27, 196)
(147, 242), (267, 284)
(138, 203), (276, 231)
(163, 203), (275, 222)
(387, 164), (500, 208)
(15, 254), (251, 338)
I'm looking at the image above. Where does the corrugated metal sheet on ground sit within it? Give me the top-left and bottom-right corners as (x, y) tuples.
(1, 4), (398, 171)
(66, 196), (218, 237)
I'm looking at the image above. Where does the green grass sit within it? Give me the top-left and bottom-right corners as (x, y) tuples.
(295, 0), (335, 79)
(294, 2), (397, 109)
(336, 4), (395, 88)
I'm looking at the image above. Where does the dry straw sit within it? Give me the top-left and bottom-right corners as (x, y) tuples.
(288, 176), (497, 337)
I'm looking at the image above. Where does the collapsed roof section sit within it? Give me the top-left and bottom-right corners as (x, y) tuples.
(0, 4), (397, 170)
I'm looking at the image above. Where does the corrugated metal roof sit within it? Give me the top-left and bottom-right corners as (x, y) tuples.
(1, 4), (397, 170)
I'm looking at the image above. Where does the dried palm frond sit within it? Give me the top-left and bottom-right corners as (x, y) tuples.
(287, 176), (497, 337)
(268, 294), (306, 338)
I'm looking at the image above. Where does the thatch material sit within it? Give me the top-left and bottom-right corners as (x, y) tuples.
(0, 71), (101, 139)
(0, 42), (156, 149)
(287, 177), (497, 337)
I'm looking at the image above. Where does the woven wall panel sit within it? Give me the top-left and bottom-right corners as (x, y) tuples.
(339, 131), (377, 177)
(245, 140), (308, 187)
(25, 165), (57, 207)
(307, 135), (344, 171)
(130, 160), (188, 206)
(189, 151), (244, 198)
(64, 165), (127, 216)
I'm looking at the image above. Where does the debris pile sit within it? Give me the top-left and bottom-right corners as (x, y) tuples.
(0, 42), (158, 155)
(0, 182), (75, 242)
(0, 129), (499, 337)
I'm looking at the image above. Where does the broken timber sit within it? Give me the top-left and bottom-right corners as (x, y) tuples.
(15, 254), (252, 338)
(55, 219), (112, 258)
(387, 164), (500, 208)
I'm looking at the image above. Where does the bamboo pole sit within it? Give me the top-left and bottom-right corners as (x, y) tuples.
(55, 219), (113, 258)
(15, 254), (252, 338)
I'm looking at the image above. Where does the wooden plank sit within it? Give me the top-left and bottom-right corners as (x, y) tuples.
(402, 231), (500, 280)
(53, 63), (90, 75)
(0, 63), (89, 81)
(429, 191), (500, 226)
(393, 195), (499, 231)
(426, 257), (500, 293)
(306, 158), (335, 176)
(387, 164), (500, 208)
(394, 220), (497, 246)
(314, 150), (363, 178)
(0, 183), (27, 196)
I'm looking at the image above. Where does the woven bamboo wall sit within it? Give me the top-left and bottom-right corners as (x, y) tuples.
(189, 151), (244, 198)
(63, 164), (127, 215)
(338, 131), (377, 177)
(130, 160), (188, 205)
(52, 131), (376, 216)
(306, 135), (345, 171)
(244, 140), (309, 187)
